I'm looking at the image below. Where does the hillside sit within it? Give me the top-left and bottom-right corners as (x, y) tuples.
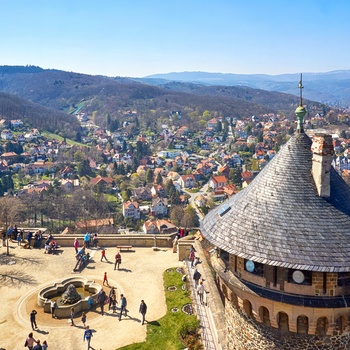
(143, 71), (350, 107)
(0, 92), (80, 138)
(0, 66), (329, 130)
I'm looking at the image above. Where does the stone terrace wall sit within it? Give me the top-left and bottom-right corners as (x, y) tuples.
(51, 234), (174, 248)
(226, 303), (350, 350)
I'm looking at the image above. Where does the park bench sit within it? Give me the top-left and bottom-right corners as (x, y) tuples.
(116, 245), (133, 251)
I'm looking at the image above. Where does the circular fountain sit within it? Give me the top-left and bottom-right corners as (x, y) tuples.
(38, 277), (101, 318)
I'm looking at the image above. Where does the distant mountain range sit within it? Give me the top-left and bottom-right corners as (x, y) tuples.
(141, 71), (350, 107)
(0, 66), (330, 133)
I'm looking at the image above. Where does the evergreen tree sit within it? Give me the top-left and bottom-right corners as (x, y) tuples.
(146, 168), (154, 183)
(122, 140), (127, 152)
(75, 131), (82, 142)
(156, 172), (163, 185)
(77, 159), (91, 177)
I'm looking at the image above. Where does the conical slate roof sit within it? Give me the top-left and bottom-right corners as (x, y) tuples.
(201, 132), (350, 272)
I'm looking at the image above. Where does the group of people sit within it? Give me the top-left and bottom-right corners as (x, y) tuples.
(189, 245), (206, 304)
(24, 333), (48, 350)
(1, 225), (54, 252)
(74, 246), (91, 271)
(23, 235), (154, 350)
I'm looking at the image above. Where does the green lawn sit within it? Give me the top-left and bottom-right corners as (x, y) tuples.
(118, 268), (200, 350)
(41, 131), (87, 147)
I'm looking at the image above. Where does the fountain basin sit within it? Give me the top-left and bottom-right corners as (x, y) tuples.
(38, 277), (101, 318)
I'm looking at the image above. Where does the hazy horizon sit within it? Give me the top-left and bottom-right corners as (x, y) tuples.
(1, 1), (349, 78)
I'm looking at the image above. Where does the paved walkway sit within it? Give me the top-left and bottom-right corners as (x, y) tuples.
(185, 259), (219, 350)
(0, 241), (179, 350)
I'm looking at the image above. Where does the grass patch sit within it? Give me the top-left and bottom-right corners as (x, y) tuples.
(118, 268), (201, 350)
(42, 131), (87, 147)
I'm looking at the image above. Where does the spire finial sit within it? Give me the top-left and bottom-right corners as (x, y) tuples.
(298, 73), (303, 107)
(295, 73), (306, 133)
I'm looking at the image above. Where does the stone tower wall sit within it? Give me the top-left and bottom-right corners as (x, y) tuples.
(226, 302), (350, 350)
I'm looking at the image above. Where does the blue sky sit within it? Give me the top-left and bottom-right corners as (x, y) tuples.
(1, 0), (349, 77)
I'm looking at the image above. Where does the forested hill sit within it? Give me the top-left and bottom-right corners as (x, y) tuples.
(0, 92), (80, 138)
(0, 66), (329, 130)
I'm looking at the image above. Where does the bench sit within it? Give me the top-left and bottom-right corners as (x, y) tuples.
(116, 245), (133, 251)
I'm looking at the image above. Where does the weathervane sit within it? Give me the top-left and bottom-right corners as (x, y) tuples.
(298, 73), (303, 106)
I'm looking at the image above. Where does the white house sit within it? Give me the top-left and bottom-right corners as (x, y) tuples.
(122, 201), (140, 219)
(209, 175), (227, 190)
(151, 197), (168, 216)
(1, 129), (14, 140)
(178, 174), (196, 189)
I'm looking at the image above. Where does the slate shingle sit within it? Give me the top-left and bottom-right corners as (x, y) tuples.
(201, 132), (350, 272)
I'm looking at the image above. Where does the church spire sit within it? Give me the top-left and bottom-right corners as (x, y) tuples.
(295, 73), (307, 133)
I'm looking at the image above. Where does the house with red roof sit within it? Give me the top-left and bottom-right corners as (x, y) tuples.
(209, 175), (227, 190)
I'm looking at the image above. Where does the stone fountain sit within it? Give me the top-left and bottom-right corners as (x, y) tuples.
(38, 277), (101, 317)
(60, 284), (82, 304)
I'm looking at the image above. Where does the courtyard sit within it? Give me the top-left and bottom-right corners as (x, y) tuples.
(0, 240), (179, 350)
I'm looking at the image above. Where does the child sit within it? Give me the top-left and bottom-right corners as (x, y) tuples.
(42, 340), (48, 350)
(103, 272), (108, 286)
(87, 294), (93, 310)
(70, 307), (75, 326)
(111, 294), (117, 313)
(100, 248), (108, 262)
(81, 312), (87, 328)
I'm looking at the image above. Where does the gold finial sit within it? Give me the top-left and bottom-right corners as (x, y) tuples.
(298, 73), (303, 107)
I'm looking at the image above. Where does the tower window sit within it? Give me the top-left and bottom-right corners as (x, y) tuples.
(245, 259), (263, 277)
(288, 269), (312, 285)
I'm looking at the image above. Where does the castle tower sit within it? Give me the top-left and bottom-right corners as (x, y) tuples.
(200, 79), (350, 349)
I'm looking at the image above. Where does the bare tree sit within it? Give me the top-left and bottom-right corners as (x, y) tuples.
(0, 197), (23, 255)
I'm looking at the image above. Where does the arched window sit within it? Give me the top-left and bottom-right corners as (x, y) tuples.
(243, 300), (252, 317)
(297, 315), (309, 334)
(230, 292), (238, 308)
(316, 317), (328, 336)
(259, 306), (270, 326)
(277, 312), (289, 332)
(337, 315), (347, 334)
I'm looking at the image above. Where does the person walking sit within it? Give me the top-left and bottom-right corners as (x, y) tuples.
(114, 251), (121, 270)
(84, 232), (90, 248)
(70, 307), (75, 326)
(119, 294), (127, 321)
(25, 332), (37, 350)
(111, 294), (117, 313)
(50, 300), (57, 318)
(197, 281), (205, 304)
(189, 249), (195, 268)
(30, 310), (38, 330)
(108, 287), (116, 310)
(73, 238), (79, 254)
(33, 339), (42, 350)
(97, 290), (107, 315)
(193, 268), (201, 288)
(100, 248), (108, 262)
(139, 300), (147, 325)
(103, 272), (108, 286)
(83, 325), (93, 349)
(81, 312), (87, 328)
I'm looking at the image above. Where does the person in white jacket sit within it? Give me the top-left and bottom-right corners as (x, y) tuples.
(197, 281), (205, 304)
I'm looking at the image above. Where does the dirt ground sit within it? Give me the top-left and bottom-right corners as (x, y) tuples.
(0, 241), (180, 350)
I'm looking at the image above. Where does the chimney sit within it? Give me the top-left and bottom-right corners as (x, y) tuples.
(311, 134), (334, 197)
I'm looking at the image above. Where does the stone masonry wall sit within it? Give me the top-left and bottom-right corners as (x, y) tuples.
(226, 302), (350, 350)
